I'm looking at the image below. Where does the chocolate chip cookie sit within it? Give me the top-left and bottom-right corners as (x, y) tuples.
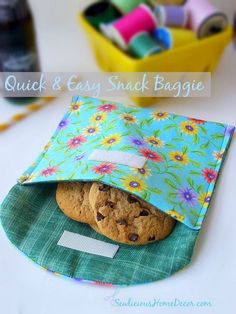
(89, 223), (104, 236)
(89, 183), (175, 245)
(56, 182), (95, 224)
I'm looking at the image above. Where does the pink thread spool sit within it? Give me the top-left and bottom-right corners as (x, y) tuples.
(108, 4), (158, 50)
(185, 0), (228, 38)
(154, 5), (188, 28)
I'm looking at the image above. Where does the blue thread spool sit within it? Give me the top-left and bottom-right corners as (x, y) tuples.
(153, 27), (197, 49)
(153, 27), (172, 49)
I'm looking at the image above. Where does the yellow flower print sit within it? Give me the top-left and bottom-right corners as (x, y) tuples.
(180, 121), (198, 136)
(68, 102), (81, 112)
(18, 175), (29, 184)
(102, 134), (121, 147)
(122, 176), (146, 193)
(152, 112), (169, 121)
(146, 136), (164, 148)
(90, 112), (107, 124)
(18, 174), (35, 183)
(213, 150), (224, 162)
(166, 210), (185, 222)
(133, 166), (152, 178)
(43, 141), (51, 151)
(169, 151), (189, 165)
(120, 113), (137, 124)
(83, 125), (100, 136)
(198, 192), (212, 208)
(27, 174), (35, 182)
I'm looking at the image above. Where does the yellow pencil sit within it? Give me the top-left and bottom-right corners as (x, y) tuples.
(0, 96), (56, 133)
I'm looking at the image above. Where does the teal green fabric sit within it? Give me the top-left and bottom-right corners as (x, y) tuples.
(0, 184), (199, 285)
(19, 96), (235, 230)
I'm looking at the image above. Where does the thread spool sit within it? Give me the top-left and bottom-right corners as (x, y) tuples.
(154, 5), (188, 28)
(153, 27), (172, 49)
(129, 32), (163, 58)
(153, 27), (197, 49)
(108, 4), (158, 50)
(111, 0), (148, 15)
(149, 0), (187, 6)
(84, 1), (120, 29)
(100, 22), (114, 40)
(185, 0), (228, 38)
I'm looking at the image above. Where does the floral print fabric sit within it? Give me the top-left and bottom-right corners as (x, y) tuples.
(19, 96), (235, 230)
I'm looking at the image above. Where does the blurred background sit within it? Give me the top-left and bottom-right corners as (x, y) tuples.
(0, 2), (236, 314)
(30, 0), (235, 71)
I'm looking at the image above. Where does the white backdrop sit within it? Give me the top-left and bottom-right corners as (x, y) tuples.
(0, 1), (236, 314)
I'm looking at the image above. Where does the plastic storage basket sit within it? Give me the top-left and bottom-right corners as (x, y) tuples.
(79, 13), (232, 106)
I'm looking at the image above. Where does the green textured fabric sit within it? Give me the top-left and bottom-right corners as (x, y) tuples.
(0, 184), (199, 285)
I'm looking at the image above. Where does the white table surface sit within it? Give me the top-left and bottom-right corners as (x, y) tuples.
(0, 1), (236, 314)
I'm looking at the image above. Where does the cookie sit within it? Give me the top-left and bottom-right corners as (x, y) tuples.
(56, 182), (95, 224)
(89, 183), (175, 245)
(89, 223), (104, 236)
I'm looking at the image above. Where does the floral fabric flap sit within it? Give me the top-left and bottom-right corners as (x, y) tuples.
(19, 96), (235, 230)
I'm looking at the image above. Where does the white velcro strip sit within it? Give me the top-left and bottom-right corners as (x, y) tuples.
(57, 231), (119, 258)
(88, 150), (146, 168)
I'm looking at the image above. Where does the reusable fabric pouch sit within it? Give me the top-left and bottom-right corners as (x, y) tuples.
(0, 96), (234, 285)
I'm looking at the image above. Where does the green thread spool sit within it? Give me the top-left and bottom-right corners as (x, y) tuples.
(111, 0), (148, 14)
(84, 1), (119, 29)
(149, 0), (187, 6)
(129, 32), (163, 58)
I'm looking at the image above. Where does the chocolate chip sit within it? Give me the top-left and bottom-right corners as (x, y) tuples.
(127, 195), (139, 204)
(116, 219), (127, 226)
(128, 233), (139, 242)
(106, 201), (115, 208)
(98, 184), (109, 192)
(148, 235), (155, 241)
(140, 210), (149, 216)
(96, 212), (105, 221)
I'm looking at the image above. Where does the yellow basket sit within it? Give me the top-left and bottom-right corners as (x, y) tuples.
(79, 13), (232, 106)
